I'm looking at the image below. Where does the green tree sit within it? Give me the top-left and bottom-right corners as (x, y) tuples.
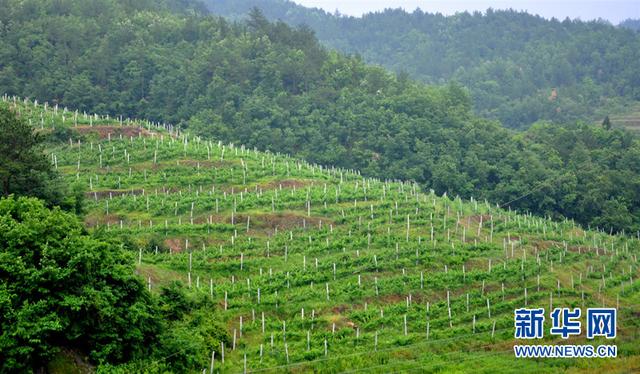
(0, 106), (53, 197)
(0, 196), (161, 371)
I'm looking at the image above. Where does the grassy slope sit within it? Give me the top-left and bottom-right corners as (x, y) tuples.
(4, 95), (640, 373)
(611, 102), (640, 133)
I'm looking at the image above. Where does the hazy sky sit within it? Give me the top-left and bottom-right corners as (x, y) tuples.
(292, 1), (639, 23)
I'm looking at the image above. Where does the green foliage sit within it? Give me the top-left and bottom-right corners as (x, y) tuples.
(205, 2), (640, 128)
(152, 282), (230, 372)
(0, 106), (54, 198)
(48, 127), (79, 144)
(0, 105), (87, 215)
(3, 1), (640, 231)
(3, 4), (636, 373)
(0, 196), (161, 371)
(620, 18), (640, 32)
(159, 281), (193, 321)
(157, 311), (230, 372)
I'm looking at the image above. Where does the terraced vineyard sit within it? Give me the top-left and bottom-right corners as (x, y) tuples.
(611, 102), (640, 133)
(5, 95), (640, 372)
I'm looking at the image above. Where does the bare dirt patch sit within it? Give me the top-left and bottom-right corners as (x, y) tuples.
(153, 159), (235, 172)
(457, 214), (493, 229)
(48, 347), (94, 374)
(74, 125), (156, 139)
(85, 189), (145, 199)
(325, 306), (358, 331)
(332, 305), (349, 314)
(531, 240), (557, 251)
(247, 212), (332, 234)
(84, 214), (121, 227)
(531, 240), (585, 252)
(175, 159), (226, 168)
(207, 212), (331, 234)
(259, 179), (312, 190)
(567, 245), (586, 253)
(366, 293), (405, 305)
(164, 238), (184, 253)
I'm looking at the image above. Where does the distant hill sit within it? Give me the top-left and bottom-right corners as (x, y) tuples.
(204, 0), (328, 21)
(620, 18), (640, 31)
(203, 1), (640, 129)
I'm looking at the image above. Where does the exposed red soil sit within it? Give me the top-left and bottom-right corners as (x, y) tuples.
(332, 305), (349, 314)
(457, 215), (494, 236)
(241, 212), (332, 235)
(174, 159), (227, 168)
(164, 238), (184, 253)
(364, 293), (406, 305)
(259, 179), (312, 190)
(567, 245), (585, 253)
(85, 189), (145, 199)
(74, 125), (156, 139)
(531, 240), (557, 250)
(152, 159), (235, 172)
(531, 240), (585, 253)
(325, 306), (358, 331)
(84, 214), (121, 227)
(204, 212), (330, 234)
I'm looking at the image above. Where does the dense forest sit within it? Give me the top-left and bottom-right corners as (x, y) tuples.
(0, 194), (228, 372)
(205, 0), (640, 128)
(0, 0), (639, 233)
(620, 18), (640, 31)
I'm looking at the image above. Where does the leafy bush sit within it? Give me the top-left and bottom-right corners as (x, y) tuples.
(0, 196), (161, 371)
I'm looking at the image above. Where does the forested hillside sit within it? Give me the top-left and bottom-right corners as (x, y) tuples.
(1, 0), (639, 233)
(204, 0), (640, 129)
(620, 19), (640, 31)
(2, 97), (639, 372)
(2, 1), (640, 373)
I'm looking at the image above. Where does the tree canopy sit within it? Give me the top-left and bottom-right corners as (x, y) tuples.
(0, 196), (160, 371)
(0, 195), (230, 372)
(0, 106), (53, 197)
(204, 1), (640, 128)
(0, 1), (639, 232)
(0, 106), (85, 213)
